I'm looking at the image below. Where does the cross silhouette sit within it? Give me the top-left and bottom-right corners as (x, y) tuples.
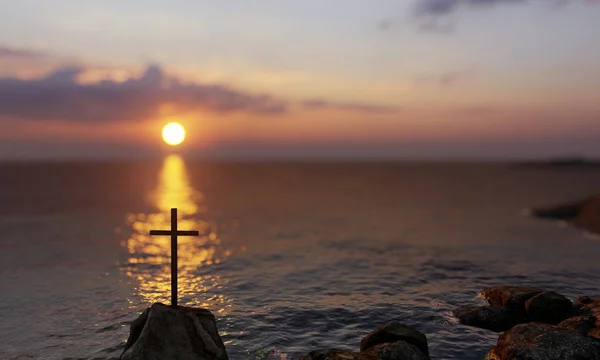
(149, 208), (199, 308)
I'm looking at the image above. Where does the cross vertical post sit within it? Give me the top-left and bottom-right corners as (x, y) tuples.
(170, 207), (178, 308)
(149, 207), (200, 309)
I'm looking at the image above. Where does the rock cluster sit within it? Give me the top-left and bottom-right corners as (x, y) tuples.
(119, 287), (600, 360)
(454, 285), (573, 332)
(300, 322), (430, 360)
(454, 285), (600, 359)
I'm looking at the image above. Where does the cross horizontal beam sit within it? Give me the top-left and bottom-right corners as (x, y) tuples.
(149, 230), (200, 236)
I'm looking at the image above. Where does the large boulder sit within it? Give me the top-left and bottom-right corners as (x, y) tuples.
(121, 303), (229, 360)
(487, 323), (600, 360)
(525, 291), (573, 324)
(481, 286), (545, 314)
(362, 341), (430, 360)
(360, 322), (429, 357)
(452, 306), (525, 332)
(299, 349), (377, 360)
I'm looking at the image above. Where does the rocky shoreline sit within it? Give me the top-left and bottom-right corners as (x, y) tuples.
(116, 196), (600, 359)
(120, 285), (600, 360)
(454, 285), (600, 359)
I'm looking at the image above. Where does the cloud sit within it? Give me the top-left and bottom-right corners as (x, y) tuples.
(411, 0), (600, 32)
(414, 0), (598, 17)
(0, 64), (289, 122)
(0, 62), (401, 123)
(0, 46), (45, 60)
(302, 99), (400, 114)
(415, 65), (478, 86)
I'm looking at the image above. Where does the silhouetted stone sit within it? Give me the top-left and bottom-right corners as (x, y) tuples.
(121, 303), (228, 360)
(299, 349), (377, 360)
(453, 306), (525, 332)
(531, 195), (600, 235)
(524, 291), (572, 324)
(480, 285), (545, 314)
(488, 323), (600, 360)
(360, 322), (429, 356)
(362, 341), (430, 360)
(558, 315), (598, 336)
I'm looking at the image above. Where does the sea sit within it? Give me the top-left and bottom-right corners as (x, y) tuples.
(1, 156), (600, 360)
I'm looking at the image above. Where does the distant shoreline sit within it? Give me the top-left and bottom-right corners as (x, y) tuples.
(511, 158), (600, 169)
(531, 195), (600, 235)
(0, 156), (598, 165)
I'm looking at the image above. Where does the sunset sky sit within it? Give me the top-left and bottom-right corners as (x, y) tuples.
(1, 0), (599, 159)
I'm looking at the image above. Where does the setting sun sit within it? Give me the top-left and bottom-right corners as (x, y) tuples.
(162, 122), (186, 146)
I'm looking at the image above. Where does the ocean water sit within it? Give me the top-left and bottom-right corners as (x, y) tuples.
(1, 157), (600, 360)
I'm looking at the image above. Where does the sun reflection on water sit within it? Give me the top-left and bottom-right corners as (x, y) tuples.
(124, 155), (231, 311)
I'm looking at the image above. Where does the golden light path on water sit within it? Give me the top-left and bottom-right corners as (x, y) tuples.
(124, 154), (232, 313)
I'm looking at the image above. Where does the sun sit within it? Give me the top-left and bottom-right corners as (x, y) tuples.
(162, 122), (186, 146)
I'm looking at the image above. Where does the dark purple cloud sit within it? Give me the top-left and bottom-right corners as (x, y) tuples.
(0, 65), (288, 122)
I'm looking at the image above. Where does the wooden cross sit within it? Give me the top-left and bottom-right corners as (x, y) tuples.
(149, 208), (199, 308)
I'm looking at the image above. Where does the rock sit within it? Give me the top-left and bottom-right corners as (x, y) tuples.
(525, 291), (573, 324)
(452, 306), (525, 332)
(360, 322), (429, 357)
(263, 349), (288, 360)
(558, 315), (598, 336)
(480, 285), (545, 314)
(299, 349), (377, 360)
(570, 296), (600, 340)
(362, 341), (430, 360)
(574, 296), (600, 316)
(302, 323), (430, 360)
(487, 322), (600, 360)
(121, 303), (228, 360)
(574, 296), (596, 310)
